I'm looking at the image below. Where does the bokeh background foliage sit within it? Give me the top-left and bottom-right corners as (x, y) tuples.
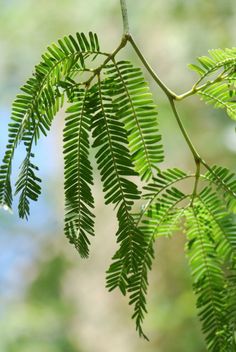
(0, 0), (235, 351)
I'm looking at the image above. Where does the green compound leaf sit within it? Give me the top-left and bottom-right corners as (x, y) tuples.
(186, 200), (236, 351)
(63, 88), (95, 258)
(197, 187), (236, 264)
(104, 60), (164, 181)
(203, 165), (236, 212)
(189, 48), (236, 120)
(0, 32), (102, 214)
(198, 82), (236, 120)
(91, 77), (143, 282)
(127, 186), (187, 340)
(189, 48), (236, 80)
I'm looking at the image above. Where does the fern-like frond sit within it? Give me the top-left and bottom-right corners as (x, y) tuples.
(104, 60), (164, 181)
(106, 168), (188, 297)
(0, 80), (41, 211)
(198, 82), (236, 120)
(186, 204), (235, 351)
(127, 231), (154, 341)
(63, 88), (94, 257)
(141, 187), (188, 238)
(143, 168), (189, 199)
(197, 187), (236, 265)
(189, 48), (236, 80)
(0, 32), (101, 215)
(91, 76), (142, 289)
(189, 48), (236, 120)
(14, 84), (64, 218)
(126, 184), (188, 339)
(15, 155), (41, 219)
(203, 165), (236, 211)
(106, 204), (145, 296)
(140, 168), (191, 237)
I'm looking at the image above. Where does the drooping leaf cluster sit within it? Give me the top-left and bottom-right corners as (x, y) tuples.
(0, 31), (236, 350)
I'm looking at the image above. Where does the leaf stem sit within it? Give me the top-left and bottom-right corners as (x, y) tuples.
(175, 71), (226, 101)
(191, 159), (201, 205)
(120, 0), (130, 35)
(128, 35), (228, 102)
(168, 98), (201, 161)
(128, 35), (177, 99)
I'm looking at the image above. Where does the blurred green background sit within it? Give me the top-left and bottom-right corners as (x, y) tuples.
(0, 1), (235, 351)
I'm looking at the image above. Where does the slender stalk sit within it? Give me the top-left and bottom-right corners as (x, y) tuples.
(200, 158), (213, 172)
(128, 36), (228, 102)
(120, 0), (130, 35)
(128, 35), (177, 99)
(176, 71), (226, 101)
(168, 98), (201, 160)
(191, 159), (201, 205)
(168, 99), (206, 200)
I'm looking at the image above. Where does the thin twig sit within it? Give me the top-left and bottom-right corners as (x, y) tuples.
(120, 0), (130, 35)
(128, 35), (177, 99)
(168, 98), (201, 161)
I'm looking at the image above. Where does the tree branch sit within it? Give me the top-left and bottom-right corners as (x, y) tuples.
(120, 0), (130, 35)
